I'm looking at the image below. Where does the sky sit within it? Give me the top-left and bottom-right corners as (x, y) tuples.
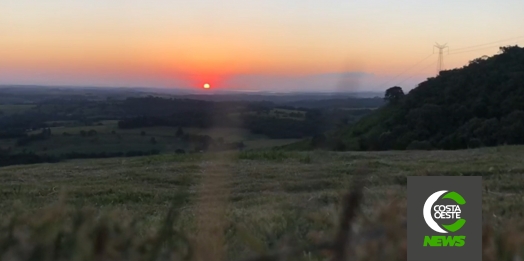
(1, 0), (524, 93)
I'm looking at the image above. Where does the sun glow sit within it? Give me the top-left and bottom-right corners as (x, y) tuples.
(203, 83), (211, 89)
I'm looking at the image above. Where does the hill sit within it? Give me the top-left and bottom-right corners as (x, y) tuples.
(0, 147), (523, 260)
(327, 46), (524, 151)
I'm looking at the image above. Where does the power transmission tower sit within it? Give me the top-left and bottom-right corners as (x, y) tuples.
(434, 43), (449, 73)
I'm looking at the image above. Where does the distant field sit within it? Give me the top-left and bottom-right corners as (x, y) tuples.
(230, 108), (306, 121)
(18, 121), (297, 155)
(0, 104), (36, 115)
(0, 146), (523, 259)
(269, 108), (305, 120)
(339, 107), (378, 111)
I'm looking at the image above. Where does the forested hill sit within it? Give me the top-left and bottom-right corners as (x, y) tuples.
(335, 45), (524, 151)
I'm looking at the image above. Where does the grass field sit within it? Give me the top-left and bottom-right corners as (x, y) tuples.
(16, 122), (299, 155)
(0, 146), (523, 260)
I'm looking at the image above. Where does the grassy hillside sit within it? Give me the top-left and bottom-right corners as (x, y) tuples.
(327, 46), (524, 151)
(1, 147), (524, 260)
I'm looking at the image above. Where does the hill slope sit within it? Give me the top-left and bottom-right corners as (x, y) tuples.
(0, 148), (523, 259)
(338, 46), (524, 150)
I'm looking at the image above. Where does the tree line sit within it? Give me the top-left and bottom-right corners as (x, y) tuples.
(329, 46), (524, 151)
(117, 107), (326, 139)
(0, 149), (161, 168)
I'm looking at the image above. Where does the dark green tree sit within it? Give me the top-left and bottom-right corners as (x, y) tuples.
(384, 86), (405, 104)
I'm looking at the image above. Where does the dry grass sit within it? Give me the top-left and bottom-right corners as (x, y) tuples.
(1, 146), (524, 260)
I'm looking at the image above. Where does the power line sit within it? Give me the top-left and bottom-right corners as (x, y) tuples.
(375, 53), (434, 89)
(449, 41), (523, 56)
(450, 35), (524, 52)
(374, 35), (524, 90)
(396, 60), (438, 86)
(395, 38), (523, 86)
(449, 45), (501, 56)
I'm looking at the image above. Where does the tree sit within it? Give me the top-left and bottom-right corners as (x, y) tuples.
(473, 118), (499, 146)
(384, 86), (405, 104)
(150, 137), (157, 144)
(502, 111), (524, 144)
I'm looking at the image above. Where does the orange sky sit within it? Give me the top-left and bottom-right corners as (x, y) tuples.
(1, 0), (524, 92)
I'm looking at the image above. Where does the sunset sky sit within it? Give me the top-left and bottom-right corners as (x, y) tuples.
(1, 0), (524, 92)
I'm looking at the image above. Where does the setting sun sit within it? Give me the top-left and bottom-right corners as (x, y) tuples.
(203, 83), (211, 89)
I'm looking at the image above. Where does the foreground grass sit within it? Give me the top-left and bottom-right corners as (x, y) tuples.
(1, 146), (524, 260)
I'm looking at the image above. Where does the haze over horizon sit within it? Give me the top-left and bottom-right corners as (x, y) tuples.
(2, 0), (524, 92)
